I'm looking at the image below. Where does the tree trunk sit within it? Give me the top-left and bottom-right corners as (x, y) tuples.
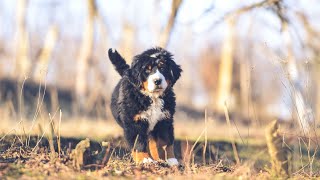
(76, 0), (96, 107)
(120, 23), (135, 64)
(15, 0), (30, 79)
(216, 17), (236, 112)
(158, 0), (183, 48)
(282, 21), (313, 133)
(297, 12), (320, 128)
(33, 25), (58, 82)
(240, 58), (251, 117)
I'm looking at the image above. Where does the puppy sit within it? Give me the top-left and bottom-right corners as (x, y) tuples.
(108, 47), (182, 166)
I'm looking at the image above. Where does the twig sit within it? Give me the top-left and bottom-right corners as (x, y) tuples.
(223, 102), (240, 165)
(206, 0), (281, 32)
(202, 109), (208, 165)
(27, 75), (48, 147)
(19, 76), (28, 146)
(132, 134), (140, 163)
(32, 109), (59, 152)
(183, 137), (190, 164)
(58, 109), (62, 159)
(48, 113), (56, 160)
(188, 128), (205, 161)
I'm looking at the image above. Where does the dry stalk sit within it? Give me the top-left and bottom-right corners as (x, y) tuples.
(0, 77), (27, 145)
(131, 134), (140, 164)
(32, 111), (57, 151)
(100, 142), (112, 165)
(19, 77), (28, 145)
(48, 113), (56, 161)
(27, 75), (47, 147)
(202, 109), (208, 165)
(188, 128), (205, 162)
(187, 109), (210, 165)
(163, 145), (168, 161)
(298, 138), (303, 170)
(57, 109), (62, 159)
(181, 137), (191, 168)
(223, 103), (240, 165)
(308, 146), (318, 176)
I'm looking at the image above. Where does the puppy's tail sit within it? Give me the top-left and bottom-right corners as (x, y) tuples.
(108, 48), (130, 76)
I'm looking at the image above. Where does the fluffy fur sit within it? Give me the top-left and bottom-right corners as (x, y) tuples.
(108, 47), (182, 165)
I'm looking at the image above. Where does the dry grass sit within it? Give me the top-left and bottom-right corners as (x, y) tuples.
(0, 111), (267, 141)
(0, 105), (319, 179)
(0, 115), (319, 179)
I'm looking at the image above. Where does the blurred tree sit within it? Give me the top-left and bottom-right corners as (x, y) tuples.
(199, 46), (220, 105)
(33, 25), (59, 114)
(216, 17), (235, 112)
(274, 2), (313, 133)
(76, 0), (97, 109)
(33, 25), (58, 82)
(120, 22), (135, 64)
(297, 12), (320, 125)
(239, 45), (251, 119)
(15, 0), (30, 79)
(238, 21), (254, 121)
(158, 0), (183, 48)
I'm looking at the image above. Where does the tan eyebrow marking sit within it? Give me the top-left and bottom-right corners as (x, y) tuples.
(133, 114), (141, 122)
(158, 60), (165, 67)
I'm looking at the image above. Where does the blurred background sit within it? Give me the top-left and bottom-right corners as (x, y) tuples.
(0, 0), (319, 138)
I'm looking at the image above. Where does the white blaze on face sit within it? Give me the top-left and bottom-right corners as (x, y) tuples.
(147, 70), (167, 92)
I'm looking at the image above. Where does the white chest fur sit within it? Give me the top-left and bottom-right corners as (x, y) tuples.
(139, 98), (170, 132)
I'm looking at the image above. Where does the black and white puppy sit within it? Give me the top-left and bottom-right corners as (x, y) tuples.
(108, 47), (182, 166)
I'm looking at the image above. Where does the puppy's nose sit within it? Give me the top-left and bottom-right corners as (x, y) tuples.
(154, 79), (162, 85)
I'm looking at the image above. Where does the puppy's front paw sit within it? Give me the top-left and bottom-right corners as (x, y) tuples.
(166, 158), (179, 166)
(142, 157), (154, 164)
(132, 151), (150, 163)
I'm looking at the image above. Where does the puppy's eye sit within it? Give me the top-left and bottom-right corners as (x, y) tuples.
(145, 65), (152, 73)
(145, 69), (151, 73)
(158, 61), (165, 68)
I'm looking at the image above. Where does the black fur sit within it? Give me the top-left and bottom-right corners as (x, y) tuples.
(108, 49), (130, 76)
(108, 47), (182, 154)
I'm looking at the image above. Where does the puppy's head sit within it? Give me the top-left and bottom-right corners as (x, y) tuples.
(130, 47), (182, 97)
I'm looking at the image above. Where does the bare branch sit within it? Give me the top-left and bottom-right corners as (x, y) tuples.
(158, 0), (183, 48)
(206, 0), (281, 31)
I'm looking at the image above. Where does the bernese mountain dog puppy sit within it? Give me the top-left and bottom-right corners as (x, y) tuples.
(108, 47), (182, 166)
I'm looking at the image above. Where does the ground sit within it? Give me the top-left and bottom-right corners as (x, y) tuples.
(0, 135), (252, 179)
(0, 119), (319, 179)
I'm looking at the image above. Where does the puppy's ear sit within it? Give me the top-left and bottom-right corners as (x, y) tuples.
(124, 68), (142, 88)
(169, 60), (182, 86)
